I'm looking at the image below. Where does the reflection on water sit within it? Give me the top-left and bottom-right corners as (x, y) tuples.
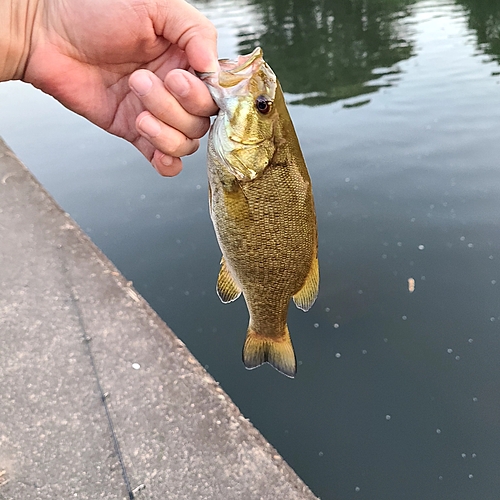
(459, 0), (500, 62)
(238, 0), (416, 105)
(2, 0), (500, 499)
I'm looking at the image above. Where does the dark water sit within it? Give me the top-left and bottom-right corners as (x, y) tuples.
(2, 0), (500, 498)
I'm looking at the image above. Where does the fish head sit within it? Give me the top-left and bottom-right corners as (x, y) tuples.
(198, 47), (279, 181)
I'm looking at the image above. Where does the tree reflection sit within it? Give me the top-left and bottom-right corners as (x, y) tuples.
(458, 0), (500, 63)
(238, 0), (416, 105)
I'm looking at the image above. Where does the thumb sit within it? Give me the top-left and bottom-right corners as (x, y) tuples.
(153, 0), (218, 73)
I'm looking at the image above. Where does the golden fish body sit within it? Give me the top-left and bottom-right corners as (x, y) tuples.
(200, 48), (318, 377)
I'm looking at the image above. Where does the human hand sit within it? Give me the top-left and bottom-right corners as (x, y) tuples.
(21, 0), (218, 176)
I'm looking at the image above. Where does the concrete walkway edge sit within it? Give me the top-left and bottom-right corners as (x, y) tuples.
(0, 138), (318, 500)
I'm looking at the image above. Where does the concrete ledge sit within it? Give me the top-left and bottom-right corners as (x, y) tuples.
(0, 138), (317, 500)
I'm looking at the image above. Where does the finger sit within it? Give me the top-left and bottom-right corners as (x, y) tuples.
(136, 111), (200, 157)
(151, 0), (218, 73)
(152, 150), (183, 177)
(129, 69), (211, 139)
(130, 136), (183, 177)
(165, 69), (218, 117)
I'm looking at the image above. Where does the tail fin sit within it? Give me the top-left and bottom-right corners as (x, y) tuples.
(242, 325), (296, 378)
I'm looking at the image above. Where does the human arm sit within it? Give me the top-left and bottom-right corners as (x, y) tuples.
(0, 0), (39, 81)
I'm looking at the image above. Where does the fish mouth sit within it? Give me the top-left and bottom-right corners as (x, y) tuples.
(196, 47), (264, 89)
(219, 47), (263, 74)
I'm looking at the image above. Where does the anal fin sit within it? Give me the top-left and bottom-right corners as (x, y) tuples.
(293, 256), (319, 311)
(242, 325), (296, 378)
(216, 256), (241, 303)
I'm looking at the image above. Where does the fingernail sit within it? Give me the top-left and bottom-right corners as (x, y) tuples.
(159, 154), (173, 167)
(206, 53), (220, 73)
(167, 72), (190, 98)
(138, 115), (161, 138)
(201, 48), (220, 73)
(152, 153), (174, 175)
(130, 72), (153, 96)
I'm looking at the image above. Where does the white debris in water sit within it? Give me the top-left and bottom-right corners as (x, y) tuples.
(462, 453), (466, 458)
(335, 353), (341, 358)
(318, 451), (324, 457)
(362, 350), (367, 355)
(455, 356), (460, 361)
(355, 486), (361, 492)
(132, 363), (141, 370)
(447, 348), (453, 354)
(196, 184), (201, 190)
(155, 214), (161, 219)
(140, 194), (146, 200)
(491, 280), (497, 285)
(468, 243), (474, 248)
(418, 244), (425, 250)
(402, 315), (407, 320)
(334, 323), (339, 328)
(469, 474), (474, 479)
(345, 177), (350, 182)
(472, 397), (478, 402)
(314, 323), (319, 328)
(385, 415), (391, 420)
(325, 307), (331, 312)
(436, 429), (441, 434)
(460, 236), (466, 241)
(408, 277), (415, 292)
(468, 338), (473, 343)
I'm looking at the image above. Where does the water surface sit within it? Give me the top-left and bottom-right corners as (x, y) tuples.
(2, 0), (500, 498)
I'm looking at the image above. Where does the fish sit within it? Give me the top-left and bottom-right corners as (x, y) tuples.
(198, 47), (319, 378)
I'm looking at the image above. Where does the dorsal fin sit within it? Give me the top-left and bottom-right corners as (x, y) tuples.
(216, 257), (241, 303)
(293, 256), (319, 311)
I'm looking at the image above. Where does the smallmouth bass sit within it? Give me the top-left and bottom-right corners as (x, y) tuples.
(199, 47), (319, 378)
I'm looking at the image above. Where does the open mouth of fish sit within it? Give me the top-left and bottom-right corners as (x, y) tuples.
(196, 47), (264, 89)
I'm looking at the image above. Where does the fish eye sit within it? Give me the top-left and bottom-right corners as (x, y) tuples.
(255, 95), (271, 114)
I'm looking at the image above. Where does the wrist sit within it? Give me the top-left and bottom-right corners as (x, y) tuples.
(0, 0), (40, 81)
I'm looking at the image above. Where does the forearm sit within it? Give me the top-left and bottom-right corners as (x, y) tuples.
(0, 0), (40, 81)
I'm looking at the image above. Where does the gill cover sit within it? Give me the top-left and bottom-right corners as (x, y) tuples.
(204, 48), (279, 181)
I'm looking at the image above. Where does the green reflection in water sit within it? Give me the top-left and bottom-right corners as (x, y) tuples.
(237, 0), (417, 105)
(458, 0), (500, 63)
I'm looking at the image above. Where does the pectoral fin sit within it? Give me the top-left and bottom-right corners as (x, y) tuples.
(216, 257), (241, 303)
(293, 256), (319, 311)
